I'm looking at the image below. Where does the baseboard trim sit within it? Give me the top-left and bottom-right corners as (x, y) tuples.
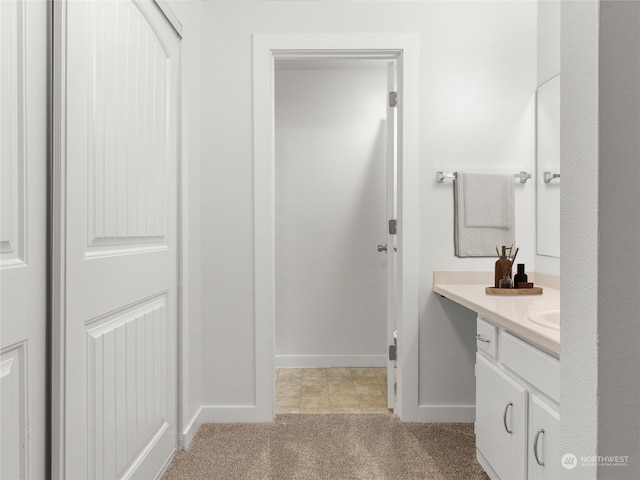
(184, 403), (473, 432)
(275, 354), (387, 368)
(182, 405), (274, 446)
(417, 404), (475, 422)
(195, 405), (273, 424)
(182, 408), (204, 449)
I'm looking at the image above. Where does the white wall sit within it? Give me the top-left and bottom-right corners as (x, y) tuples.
(560, 2), (599, 476)
(561, 1), (640, 478)
(165, 0), (203, 447)
(274, 64), (388, 368)
(420, 2), (536, 420)
(596, 2), (640, 475)
(200, 0), (536, 419)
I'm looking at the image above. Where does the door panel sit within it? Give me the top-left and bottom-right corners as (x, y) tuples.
(58, 1), (180, 478)
(476, 354), (528, 480)
(0, 0), (26, 268)
(0, 346), (27, 479)
(0, 0), (47, 477)
(86, 294), (170, 478)
(529, 395), (560, 480)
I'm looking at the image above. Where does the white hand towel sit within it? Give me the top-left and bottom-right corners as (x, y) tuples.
(463, 173), (513, 228)
(454, 172), (515, 257)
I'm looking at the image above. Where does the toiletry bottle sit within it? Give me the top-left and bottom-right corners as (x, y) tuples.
(513, 263), (528, 288)
(494, 246), (511, 288)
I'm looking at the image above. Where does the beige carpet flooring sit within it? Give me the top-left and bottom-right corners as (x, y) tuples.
(162, 414), (489, 480)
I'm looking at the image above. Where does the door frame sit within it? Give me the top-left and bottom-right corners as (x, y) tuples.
(253, 33), (420, 421)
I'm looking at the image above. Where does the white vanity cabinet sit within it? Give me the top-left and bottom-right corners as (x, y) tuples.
(476, 354), (528, 480)
(529, 395), (560, 480)
(475, 316), (560, 480)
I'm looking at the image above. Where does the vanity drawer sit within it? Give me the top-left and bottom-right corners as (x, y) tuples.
(476, 317), (497, 359)
(500, 331), (560, 403)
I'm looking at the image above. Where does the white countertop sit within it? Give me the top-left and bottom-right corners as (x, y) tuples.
(433, 282), (560, 356)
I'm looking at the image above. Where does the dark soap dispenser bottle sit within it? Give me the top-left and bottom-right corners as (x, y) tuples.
(513, 263), (528, 288)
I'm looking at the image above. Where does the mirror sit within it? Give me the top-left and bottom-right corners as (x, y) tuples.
(536, 75), (560, 257)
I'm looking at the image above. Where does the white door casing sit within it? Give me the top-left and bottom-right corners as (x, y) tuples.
(52, 1), (181, 478)
(0, 0), (47, 478)
(253, 34), (420, 422)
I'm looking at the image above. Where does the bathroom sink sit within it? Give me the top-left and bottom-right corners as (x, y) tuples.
(527, 310), (560, 330)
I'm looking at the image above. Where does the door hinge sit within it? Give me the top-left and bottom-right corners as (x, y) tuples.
(388, 219), (397, 235)
(389, 344), (397, 361)
(388, 91), (398, 108)
(389, 332), (398, 361)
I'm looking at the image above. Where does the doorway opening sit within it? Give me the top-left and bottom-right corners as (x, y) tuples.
(273, 57), (396, 414)
(253, 34), (420, 422)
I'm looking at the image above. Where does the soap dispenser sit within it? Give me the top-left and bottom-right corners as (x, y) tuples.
(513, 263), (528, 288)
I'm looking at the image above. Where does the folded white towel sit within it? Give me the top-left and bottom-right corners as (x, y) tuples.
(463, 173), (513, 228)
(454, 172), (515, 257)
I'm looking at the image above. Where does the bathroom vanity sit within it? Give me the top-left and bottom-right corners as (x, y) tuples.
(433, 273), (560, 480)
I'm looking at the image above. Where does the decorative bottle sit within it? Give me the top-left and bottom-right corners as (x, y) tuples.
(494, 246), (512, 288)
(513, 263), (528, 288)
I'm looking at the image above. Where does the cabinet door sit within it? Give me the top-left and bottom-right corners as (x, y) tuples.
(529, 396), (560, 480)
(476, 354), (528, 480)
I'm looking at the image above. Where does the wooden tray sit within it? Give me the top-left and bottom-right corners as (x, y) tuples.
(485, 287), (543, 295)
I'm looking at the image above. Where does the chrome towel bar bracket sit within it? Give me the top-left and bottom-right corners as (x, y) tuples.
(543, 171), (561, 183)
(435, 171), (457, 183)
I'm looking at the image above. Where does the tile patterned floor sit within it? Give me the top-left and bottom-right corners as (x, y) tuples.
(276, 368), (391, 414)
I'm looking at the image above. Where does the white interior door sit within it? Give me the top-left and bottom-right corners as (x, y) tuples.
(56, 1), (180, 478)
(386, 60), (398, 409)
(0, 0), (47, 478)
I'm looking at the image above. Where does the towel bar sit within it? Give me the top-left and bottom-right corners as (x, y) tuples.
(436, 171), (532, 184)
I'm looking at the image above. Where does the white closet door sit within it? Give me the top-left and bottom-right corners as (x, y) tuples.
(0, 0), (47, 478)
(55, 1), (180, 478)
